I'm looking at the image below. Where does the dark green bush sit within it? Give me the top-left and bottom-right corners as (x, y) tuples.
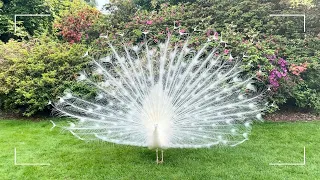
(0, 0), (53, 42)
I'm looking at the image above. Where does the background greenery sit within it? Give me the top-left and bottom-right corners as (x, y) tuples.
(0, 0), (319, 116)
(0, 37), (90, 116)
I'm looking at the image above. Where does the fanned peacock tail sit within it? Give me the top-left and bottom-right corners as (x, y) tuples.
(53, 38), (267, 148)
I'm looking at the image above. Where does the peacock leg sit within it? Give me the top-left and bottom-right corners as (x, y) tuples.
(156, 148), (159, 164)
(159, 150), (164, 163)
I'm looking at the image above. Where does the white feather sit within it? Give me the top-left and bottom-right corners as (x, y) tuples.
(54, 38), (266, 149)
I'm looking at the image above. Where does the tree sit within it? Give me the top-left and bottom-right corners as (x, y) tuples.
(0, 0), (53, 42)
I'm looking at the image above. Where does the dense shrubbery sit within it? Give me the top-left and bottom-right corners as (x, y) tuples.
(54, 7), (100, 43)
(0, 37), (89, 116)
(93, 0), (319, 113)
(104, 0), (319, 39)
(0, 0), (53, 42)
(0, 0), (319, 116)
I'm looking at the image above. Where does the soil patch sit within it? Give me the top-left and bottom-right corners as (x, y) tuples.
(265, 107), (320, 122)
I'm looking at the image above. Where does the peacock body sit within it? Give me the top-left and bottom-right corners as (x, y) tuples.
(54, 38), (266, 162)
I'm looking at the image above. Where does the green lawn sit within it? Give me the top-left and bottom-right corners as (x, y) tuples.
(0, 119), (319, 180)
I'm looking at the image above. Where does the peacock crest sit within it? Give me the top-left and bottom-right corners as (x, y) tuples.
(53, 37), (267, 163)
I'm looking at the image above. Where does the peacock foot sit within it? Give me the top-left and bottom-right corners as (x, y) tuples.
(156, 160), (163, 164)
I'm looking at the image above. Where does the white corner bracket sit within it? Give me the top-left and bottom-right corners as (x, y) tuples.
(14, 14), (51, 33)
(14, 147), (50, 166)
(269, 146), (306, 166)
(269, 14), (306, 32)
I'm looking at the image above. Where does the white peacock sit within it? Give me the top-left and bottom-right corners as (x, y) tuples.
(53, 38), (266, 164)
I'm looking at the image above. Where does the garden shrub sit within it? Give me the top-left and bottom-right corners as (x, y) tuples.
(54, 7), (101, 43)
(0, 0), (318, 115)
(104, 0), (319, 40)
(90, 0), (319, 113)
(45, 0), (91, 19)
(0, 36), (91, 116)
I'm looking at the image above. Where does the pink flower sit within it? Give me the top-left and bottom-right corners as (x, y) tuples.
(206, 29), (211, 37)
(179, 29), (186, 33)
(224, 49), (229, 55)
(166, 27), (171, 37)
(213, 32), (219, 40)
(146, 20), (153, 25)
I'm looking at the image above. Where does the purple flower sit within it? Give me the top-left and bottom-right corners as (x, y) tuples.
(275, 70), (282, 78)
(268, 56), (288, 90)
(281, 72), (287, 77)
(269, 69), (281, 88)
(278, 58), (287, 67)
(267, 55), (276, 61)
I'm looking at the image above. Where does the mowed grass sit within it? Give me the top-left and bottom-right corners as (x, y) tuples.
(0, 119), (320, 180)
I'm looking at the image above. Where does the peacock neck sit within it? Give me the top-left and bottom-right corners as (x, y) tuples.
(151, 124), (161, 148)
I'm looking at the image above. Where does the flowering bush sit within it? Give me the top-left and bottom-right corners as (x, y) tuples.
(85, 1), (320, 113)
(289, 62), (308, 76)
(0, 0), (318, 116)
(267, 56), (288, 89)
(55, 7), (100, 43)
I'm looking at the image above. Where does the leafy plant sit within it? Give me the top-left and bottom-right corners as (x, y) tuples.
(54, 7), (101, 43)
(0, 0), (53, 42)
(90, 0), (319, 113)
(0, 37), (90, 116)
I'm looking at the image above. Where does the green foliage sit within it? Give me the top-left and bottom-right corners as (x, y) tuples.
(0, 0), (53, 42)
(98, 0), (319, 42)
(293, 83), (320, 112)
(45, 0), (93, 24)
(270, 35), (320, 112)
(90, 0), (319, 113)
(132, 0), (197, 10)
(289, 0), (316, 8)
(0, 0), (97, 42)
(0, 37), (90, 116)
(0, 0), (318, 115)
(104, 0), (138, 27)
(223, 31), (320, 113)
